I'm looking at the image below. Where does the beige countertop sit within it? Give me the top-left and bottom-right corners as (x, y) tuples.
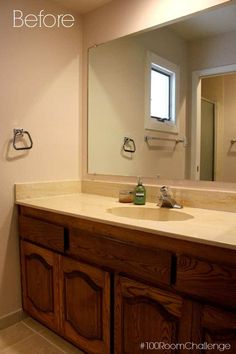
(16, 192), (236, 250)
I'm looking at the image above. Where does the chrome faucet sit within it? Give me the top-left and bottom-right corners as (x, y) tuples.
(158, 186), (183, 209)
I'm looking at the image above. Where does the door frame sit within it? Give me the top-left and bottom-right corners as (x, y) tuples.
(191, 64), (236, 180)
(200, 97), (216, 181)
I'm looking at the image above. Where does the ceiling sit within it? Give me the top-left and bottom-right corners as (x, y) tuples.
(52, 0), (112, 14)
(50, 1), (236, 37)
(170, 3), (236, 40)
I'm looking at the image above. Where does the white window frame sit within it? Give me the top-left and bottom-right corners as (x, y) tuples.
(145, 51), (179, 134)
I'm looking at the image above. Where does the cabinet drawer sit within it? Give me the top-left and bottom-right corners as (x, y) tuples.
(19, 215), (65, 252)
(175, 255), (236, 308)
(68, 228), (172, 286)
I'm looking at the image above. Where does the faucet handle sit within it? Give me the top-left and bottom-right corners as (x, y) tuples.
(160, 186), (168, 191)
(160, 186), (170, 197)
(159, 186), (183, 209)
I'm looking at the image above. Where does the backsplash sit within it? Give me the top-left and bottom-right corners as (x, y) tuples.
(82, 180), (236, 212)
(15, 179), (236, 212)
(15, 180), (81, 200)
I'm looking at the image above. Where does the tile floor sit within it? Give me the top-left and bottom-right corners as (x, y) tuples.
(0, 318), (85, 353)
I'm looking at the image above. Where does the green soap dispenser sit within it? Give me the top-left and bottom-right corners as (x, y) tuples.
(134, 177), (146, 205)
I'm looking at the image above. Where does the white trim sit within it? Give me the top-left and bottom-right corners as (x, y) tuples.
(191, 63), (236, 180)
(201, 98), (217, 181)
(145, 51), (179, 134)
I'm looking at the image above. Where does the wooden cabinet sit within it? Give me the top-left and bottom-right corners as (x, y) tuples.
(20, 241), (60, 332)
(191, 303), (236, 354)
(18, 206), (236, 354)
(20, 240), (110, 354)
(115, 276), (192, 354)
(60, 257), (110, 354)
(175, 254), (236, 308)
(115, 276), (236, 354)
(19, 215), (65, 252)
(69, 227), (172, 287)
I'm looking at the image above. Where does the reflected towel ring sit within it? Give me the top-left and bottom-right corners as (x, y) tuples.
(123, 137), (136, 153)
(13, 129), (33, 151)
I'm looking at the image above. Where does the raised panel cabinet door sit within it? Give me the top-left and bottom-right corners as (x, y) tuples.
(60, 256), (110, 354)
(191, 303), (236, 354)
(115, 276), (192, 354)
(20, 240), (60, 331)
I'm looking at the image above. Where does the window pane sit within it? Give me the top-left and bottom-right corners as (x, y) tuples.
(151, 69), (170, 119)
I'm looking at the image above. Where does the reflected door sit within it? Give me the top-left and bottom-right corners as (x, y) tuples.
(200, 99), (215, 181)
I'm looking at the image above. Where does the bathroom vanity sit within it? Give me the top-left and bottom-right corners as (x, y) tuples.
(17, 194), (236, 354)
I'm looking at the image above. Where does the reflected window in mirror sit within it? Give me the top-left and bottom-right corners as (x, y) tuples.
(151, 67), (172, 120)
(145, 51), (179, 134)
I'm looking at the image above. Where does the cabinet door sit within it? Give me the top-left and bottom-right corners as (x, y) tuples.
(20, 241), (60, 331)
(191, 303), (236, 354)
(115, 275), (192, 354)
(60, 256), (110, 354)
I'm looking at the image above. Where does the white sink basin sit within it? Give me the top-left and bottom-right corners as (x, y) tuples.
(107, 206), (193, 222)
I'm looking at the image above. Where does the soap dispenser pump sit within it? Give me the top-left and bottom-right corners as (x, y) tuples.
(134, 177), (146, 205)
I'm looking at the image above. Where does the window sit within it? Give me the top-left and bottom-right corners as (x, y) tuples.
(145, 51), (179, 133)
(151, 67), (171, 120)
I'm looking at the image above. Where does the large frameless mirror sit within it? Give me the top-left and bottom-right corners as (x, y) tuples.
(88, 3), (236, 182)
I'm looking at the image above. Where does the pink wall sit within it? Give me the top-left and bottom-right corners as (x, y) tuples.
(0, 0), (82, 320)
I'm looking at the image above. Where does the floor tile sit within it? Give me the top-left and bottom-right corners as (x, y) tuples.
(0, 322), (34, 351)
(41, 328), (85, 354)
(0, 318), (85, 354)
(22, 317), (45, 333)
(1, 333), (65, 354)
